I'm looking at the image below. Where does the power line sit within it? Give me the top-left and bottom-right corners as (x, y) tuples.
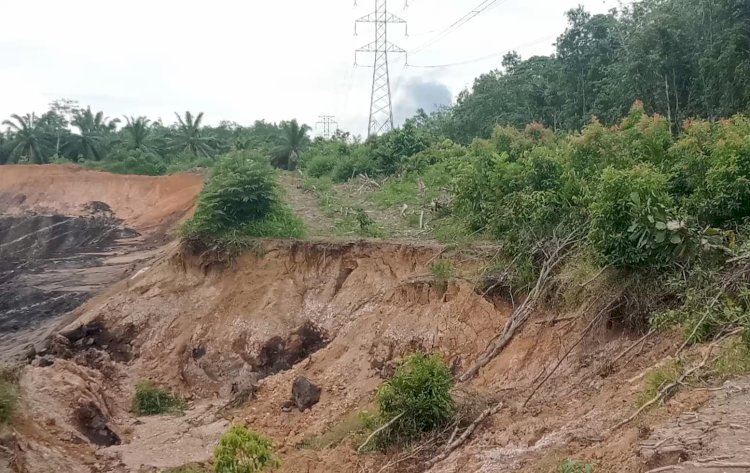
(409, 0), (512, 57)
(406, 34), (557, 69)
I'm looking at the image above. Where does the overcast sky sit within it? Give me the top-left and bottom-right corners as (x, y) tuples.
(0, 0), (620, 137)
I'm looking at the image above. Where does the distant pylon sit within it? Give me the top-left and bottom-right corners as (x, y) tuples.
(355, 0), (407, 137)
(316, 115), (338, 139)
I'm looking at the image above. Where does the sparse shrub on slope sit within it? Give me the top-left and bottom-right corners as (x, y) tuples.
(559, 459), (595, 473)
(132, 381), (185, 416)
(373, 353), (454, 448)
(0, 368), (18, 425)
(214, 426), (280, 473)
(84, 148), (167, 176)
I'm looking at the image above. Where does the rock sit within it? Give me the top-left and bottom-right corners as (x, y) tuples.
(281, 399), (294, 413)
(33, 355), (55, 367)
(292, 376), (321, 412)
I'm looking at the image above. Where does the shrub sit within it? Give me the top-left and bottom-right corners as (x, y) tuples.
(214, 426), (280, 473)
(374, 353), (454, 447)
(84, 148), (167, 176)
(188, 152), (278, 235)
(132, 382), (185, 416)
(588, 165), (688, 267)
(559, 459), (595, 473)
(0, 368), (18, 425)
(430, 261), (453, 283)
(304, 153), (338, 178)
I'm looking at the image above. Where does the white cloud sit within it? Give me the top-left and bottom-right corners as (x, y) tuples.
(0, 0), (620, 137)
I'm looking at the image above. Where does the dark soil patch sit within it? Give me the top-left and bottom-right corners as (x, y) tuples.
(253, 322), (329, 377)
(73, 401), (120, 446)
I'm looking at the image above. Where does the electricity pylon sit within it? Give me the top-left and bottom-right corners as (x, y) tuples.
(355, 0), (407, 137)
(316, 115), (338, 139)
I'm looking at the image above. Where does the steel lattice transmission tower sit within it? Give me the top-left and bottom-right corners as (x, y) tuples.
(316, 115), (338, 139)
(355, 0), (406, 137)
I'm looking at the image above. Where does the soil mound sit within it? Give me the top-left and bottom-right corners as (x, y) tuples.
(0, 164), (202, 233)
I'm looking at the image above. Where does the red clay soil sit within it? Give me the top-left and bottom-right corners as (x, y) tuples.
(0, 164), (203, 234)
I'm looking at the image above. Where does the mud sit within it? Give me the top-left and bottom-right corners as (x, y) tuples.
(0, 215), (143, 363)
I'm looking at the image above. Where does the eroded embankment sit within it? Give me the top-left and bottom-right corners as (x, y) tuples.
(0, 165), (203, 363)
(8, 239), (744, 473)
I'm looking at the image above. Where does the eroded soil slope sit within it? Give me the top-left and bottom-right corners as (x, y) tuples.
(0, 165), (202, 362)
(8, 239), (748, 473)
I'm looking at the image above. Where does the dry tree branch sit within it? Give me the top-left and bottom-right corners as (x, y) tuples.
(523, 299), (621, 407)
(459, 227), (583, 382)
(613, 329), (655, 365)
(423, 402), (504, 469)
(358, 412), (404, 453)
(613, 328), (742, 431)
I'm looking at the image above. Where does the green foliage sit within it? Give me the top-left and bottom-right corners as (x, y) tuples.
(213, 426), (280, 473)
(559, 459), (595, 473)
(83, 148), (167, 176)
(0, 368), (18, 426)
(374, 353), (454, 448)
(132, 381), (185, 416)
(430, 261), (453, 283)
(637, 361), (682, 407)
(588, 165), (688, 267)
(714, 339), (750, 379)
(186, 152), (279, 235)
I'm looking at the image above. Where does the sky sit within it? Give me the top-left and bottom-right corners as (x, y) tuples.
(0, 0), (621, 137)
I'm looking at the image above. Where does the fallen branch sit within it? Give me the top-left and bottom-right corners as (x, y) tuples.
(459, 228), (582, 382)
(524, 300), (620, 407)
(358, 412), (404, 453)
(613, 330), (743, 431)
(578, 265), (611, 288)
(423, 402), (503, 469)
(613, 329), (655, 365)
(646, 462), (750, 472)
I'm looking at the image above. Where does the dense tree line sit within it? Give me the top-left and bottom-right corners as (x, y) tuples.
(448, 0), (750, 142)
(0, 99), (311, 175)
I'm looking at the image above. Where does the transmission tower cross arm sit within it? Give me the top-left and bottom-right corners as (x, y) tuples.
(356, 11), (406, 23)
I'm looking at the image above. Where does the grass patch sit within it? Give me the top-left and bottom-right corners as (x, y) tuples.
(214, 426), (280, 473)
(559, 459), (595, 473)
(430, 261), (453, 283)
(163, 464), (209, 473)
(0, 368), (19, 426)
(132, 382), (186, 416)
(714, 339), (750, 379)
(299, 410), (375, 450)
(637, 361), (682, 408)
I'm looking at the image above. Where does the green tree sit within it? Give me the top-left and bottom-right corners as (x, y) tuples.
(171, 111), (216, 158)
(122, 116), (155, 153)
(271, 119), (310, 170)
(70, 107), (119, 161)
(2, 114), (48, 164)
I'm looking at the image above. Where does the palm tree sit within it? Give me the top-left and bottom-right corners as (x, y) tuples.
(70, 107), (119, 161)
(122, 116), (154, 152)
(272, 120), (311, 170)
(2, 114), (48, 164)
(171, 111), (216, 158)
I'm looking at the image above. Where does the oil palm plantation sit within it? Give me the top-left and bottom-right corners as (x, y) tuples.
(2, 114), (48, 164)
(171, 111), (216, 158)
(69, 108), (119, 161)
(122, 116), (155, 153)
(271, 120), (310, 170)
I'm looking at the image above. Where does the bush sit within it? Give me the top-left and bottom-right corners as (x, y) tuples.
(132, 382), (185, 416)
(304, 153), (338, 178)
(188, 152), (278, 234)
(0, 369), (18, 425)
(588, 165), (688, 267)
(374, 353), (454, 447)
(559, 459), (595, 473)
(214, 426), (280, 473)
(84, 148), (167, 176)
